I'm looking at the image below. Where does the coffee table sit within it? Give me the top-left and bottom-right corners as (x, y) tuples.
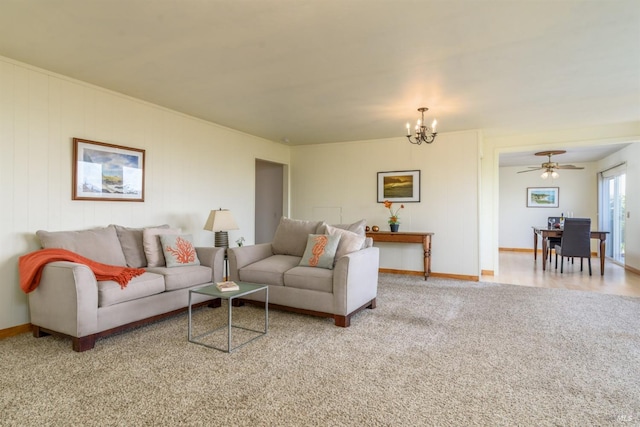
(188, 282), (268, 352)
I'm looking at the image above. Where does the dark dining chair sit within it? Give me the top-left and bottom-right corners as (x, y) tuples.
(546, 216), (562, 262)
(555, 218), (592, 275)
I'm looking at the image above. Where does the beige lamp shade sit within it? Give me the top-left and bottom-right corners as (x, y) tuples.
(203, 209), (239, 232)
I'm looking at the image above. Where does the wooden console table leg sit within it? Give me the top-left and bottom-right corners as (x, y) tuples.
(423, 235), (432, 280)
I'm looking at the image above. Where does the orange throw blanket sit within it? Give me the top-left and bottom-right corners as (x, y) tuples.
(19, 248), (146, 294)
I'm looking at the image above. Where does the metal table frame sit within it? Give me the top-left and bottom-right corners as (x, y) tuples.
(188, 282), (268, 352)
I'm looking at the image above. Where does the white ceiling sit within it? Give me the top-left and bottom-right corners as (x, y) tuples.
(498, 143), (631, 168)
(0, 0), (638, 151)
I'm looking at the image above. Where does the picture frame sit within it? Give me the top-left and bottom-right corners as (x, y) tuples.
(377, 170), (420, 203)
(526, 187), (559, 208)
(72, 138), (145, 202)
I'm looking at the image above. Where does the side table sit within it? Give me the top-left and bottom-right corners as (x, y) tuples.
(188, 282), (268, 352)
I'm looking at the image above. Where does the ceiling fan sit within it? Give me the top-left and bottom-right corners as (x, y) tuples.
(517, 150), (584, 179)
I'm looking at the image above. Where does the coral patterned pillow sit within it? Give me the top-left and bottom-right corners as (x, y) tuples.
(159, 234), (200, 267)
(298, 234), (341, 270)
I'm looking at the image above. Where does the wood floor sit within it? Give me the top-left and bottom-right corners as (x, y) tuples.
(481, 251), (640, 297)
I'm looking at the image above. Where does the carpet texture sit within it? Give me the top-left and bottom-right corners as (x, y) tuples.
(1, 274), (639, 426)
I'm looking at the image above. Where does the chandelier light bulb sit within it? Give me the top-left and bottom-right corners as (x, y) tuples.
(551, 171), (559, 179)
(541, 171), (549, 179)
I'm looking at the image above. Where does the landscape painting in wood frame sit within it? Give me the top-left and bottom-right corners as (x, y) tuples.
(377, 170), (420, 203)
(73, 138), (145, 202)
(526, 187), (559, 208)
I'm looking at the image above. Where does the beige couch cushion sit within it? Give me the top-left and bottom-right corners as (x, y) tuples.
(113, 224), (169, 268)
(272, 217), (323, 257)
(318, 219), (367, 236)
(37, 225), (127, 266)
(284, 266), (333, 293)
(98, 272), (165, 307)
(239, 255), (301, 286)
(145, 265), (212, 291)
(325, 225), (367, 260)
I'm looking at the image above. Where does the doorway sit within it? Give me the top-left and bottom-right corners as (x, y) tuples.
(255, 159), (286, 244)
(599, 164), (626, 264)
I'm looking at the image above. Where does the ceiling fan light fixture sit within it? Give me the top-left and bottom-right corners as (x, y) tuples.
(517, 150), (583, 178)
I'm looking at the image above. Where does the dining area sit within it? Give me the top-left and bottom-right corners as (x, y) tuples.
(532, 216), (609, 276)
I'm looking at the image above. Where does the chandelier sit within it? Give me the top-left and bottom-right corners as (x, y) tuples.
(406, 107), (438, 145)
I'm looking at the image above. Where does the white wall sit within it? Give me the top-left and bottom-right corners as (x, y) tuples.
(0, 56), (290, 330)
(290, 131), (481, 278)
(597, 143), (640, 270)
(499, 163), (598, 250)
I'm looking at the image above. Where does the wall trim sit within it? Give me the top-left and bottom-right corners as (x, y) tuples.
(625, 264), (640, 275)
(0, 323), (31, 339)
(499, 247), (598, 256)
(378, 268), (479, 282)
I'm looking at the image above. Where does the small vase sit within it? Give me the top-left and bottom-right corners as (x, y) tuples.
(390, 223), (399, 232)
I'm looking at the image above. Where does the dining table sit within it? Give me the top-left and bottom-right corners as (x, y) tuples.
(532, 226), (609, 275)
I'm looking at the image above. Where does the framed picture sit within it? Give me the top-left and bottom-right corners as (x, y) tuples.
(72, 138), (145, 202)
(526, 187), (559, 208)
(377, 170), (420, 203)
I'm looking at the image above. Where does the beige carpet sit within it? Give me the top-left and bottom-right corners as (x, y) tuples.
(1, 274), (639, 426)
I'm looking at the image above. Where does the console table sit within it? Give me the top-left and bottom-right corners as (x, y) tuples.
(365, 231), (434, 280)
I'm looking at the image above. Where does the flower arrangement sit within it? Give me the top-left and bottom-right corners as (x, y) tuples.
(384, 200), (404, 224)
(236, 236), (245, 247)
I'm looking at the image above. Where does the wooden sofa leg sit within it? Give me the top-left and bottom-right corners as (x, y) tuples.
(335, 315), (350, 327)
(368, 298), (377, 309)
(72, 335), (97, 352)
(32, 325), (50, 338)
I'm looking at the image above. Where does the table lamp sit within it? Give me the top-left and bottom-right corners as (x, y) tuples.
(203, 209), (239, 248)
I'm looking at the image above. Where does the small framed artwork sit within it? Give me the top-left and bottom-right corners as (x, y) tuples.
(377, 170), (420, 203)
(72, 138), (145, 202)
(526, 187), (559, 208)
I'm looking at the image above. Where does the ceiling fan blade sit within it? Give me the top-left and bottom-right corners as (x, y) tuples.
(517, 168), (543, 173)
(556, 165), (584, 170)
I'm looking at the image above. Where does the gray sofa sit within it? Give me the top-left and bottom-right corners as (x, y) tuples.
(26, 224), (224, 351)
(228, 218), (379, 327)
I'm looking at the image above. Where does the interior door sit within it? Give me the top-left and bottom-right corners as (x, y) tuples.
(255, 159), (285, 244)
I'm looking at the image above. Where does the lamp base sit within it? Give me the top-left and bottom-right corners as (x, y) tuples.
(214, 231), (229, 248)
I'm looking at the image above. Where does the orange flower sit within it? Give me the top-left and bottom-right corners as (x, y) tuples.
(384, 200), (404, 224)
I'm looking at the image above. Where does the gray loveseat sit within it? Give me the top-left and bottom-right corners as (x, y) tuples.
(26, 224), (224, 351)
(228, 218), (379, 327)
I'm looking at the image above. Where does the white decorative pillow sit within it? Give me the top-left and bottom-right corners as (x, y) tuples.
(299, 234), (341, 270)
(159, 234), (200, 267)
(142, 227), (181, 267)
(326, 225), (366, 261)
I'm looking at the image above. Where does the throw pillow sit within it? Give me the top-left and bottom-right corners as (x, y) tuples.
(317, 219), (367, 236)
(272, 217), (323, 257)
(159, 234), (200, 267)
(299, 234), (341, 270)
(113, 224), (170, 268)
(325, 225), (366, 261)
(142, 227), (181, 267)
